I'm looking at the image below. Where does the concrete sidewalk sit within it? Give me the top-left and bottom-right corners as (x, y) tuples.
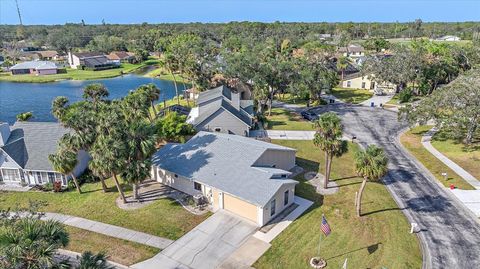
(360, 94), (394, 107)
(421, 129), (480, 190)
(250, 130), (315, 140)
(42, 212), (173, 249)
(450, 189), (480, 217)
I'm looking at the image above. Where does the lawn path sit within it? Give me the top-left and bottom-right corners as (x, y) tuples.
(41, 212), (173, 249)
(421, 128), (480, 189)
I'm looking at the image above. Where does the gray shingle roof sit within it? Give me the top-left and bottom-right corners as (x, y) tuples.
(1, 122), (68, 171)
(152, 132), (297, 206)
(196, 85), (232, 106)
(10, 61), (58, 70)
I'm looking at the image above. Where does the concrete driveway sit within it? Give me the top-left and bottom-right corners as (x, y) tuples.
(132, 210), (257, 269)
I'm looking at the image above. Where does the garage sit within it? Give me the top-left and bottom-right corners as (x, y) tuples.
(222, 192), (258, 224)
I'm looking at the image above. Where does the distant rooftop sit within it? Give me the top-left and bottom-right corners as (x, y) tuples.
(10, 61), (58, 70)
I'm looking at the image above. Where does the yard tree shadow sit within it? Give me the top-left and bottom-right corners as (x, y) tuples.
(325, 242), (382, 260)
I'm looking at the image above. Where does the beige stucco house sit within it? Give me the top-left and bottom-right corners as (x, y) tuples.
(151, 132), (298, 226)
(341, 73), (397, 94)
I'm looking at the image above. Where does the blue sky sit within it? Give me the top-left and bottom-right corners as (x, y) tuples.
(1, 0), (479, 25)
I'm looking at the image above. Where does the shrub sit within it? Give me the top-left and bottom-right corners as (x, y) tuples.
(42, 183), (53, 192)
(398, 88), (413, 103)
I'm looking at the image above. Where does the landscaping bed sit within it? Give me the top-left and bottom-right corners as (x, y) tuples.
(254, 140), (422, 269)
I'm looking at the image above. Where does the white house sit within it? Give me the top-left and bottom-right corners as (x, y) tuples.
(435, 35), (461, 41)
(151, 132), (298, 226)
(67, 52), (118, 70)
(0, 122), (89, 187)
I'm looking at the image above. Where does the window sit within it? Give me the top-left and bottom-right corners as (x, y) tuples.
(284, 190), (289, 205)
(281, 174), (287, 178)
(214, 127), (222, 132)
(174, 174), (178, 178)
(361, 82), (366, 89)
(270, 199), (276, 216)
(194, 182), (202, 191)
(1, 169), (20, 181)
(347, 81), (351, 87)
(48, 172), (55, 183)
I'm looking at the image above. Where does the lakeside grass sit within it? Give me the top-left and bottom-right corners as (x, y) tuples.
(65, 226), (159, 266)
(0, 178), (209, 240)
(143, 66), (189, 83)
(431, 132), (480, 181)
(331, 87), (373, 104)
(0, 60), (159, 83)
(266, 107), (313, 131)
(255, 140), (422, 269)
(400, 126), (474, 190)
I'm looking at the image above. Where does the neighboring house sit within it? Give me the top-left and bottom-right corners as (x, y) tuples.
(318, 33), (332, 40)
(435, 35), (461, 41)
(184, 88), (200, 100)
(338, 44), (365, 58)
(340, 72), (396, 94)
(0, 122), (89, 187)
(186, 85), (254, 136)
(10, 61), (58, 75)
(67, 52), (118, 70)
(36, 50), (59, 61)
(151, 131), (298, 226)
(107, 51), (136, 63)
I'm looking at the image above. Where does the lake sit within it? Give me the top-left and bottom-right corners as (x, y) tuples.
(0, 74), (185, 123)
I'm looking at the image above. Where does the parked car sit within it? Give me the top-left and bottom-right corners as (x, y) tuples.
(301, 110), (319, 121)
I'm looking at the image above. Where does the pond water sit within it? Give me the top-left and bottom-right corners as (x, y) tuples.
(0, 74), (185, 123)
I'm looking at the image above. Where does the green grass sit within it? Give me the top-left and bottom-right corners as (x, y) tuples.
(254, 140), (422, 269)
(266, 108), (313, 130)
(431, 133), (480, 180)
(143, 67), (189, 83)
(400, 126), (474, 190)
(0, 178), (209, 240)
(0, 61), (157, 83)
(65, 226), (159, 266)
(331, 87), (373, 104)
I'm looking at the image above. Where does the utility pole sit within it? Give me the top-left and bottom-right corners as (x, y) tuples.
(15, 0), (23, 25)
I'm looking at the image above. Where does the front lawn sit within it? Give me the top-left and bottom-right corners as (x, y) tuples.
(266, 108), (313, 131)
(0, 178), (209, 240)
(431, 133), (480, 180)
(255, 140), (422, 269)
(65, 226), (158, 266)
(331, 87), (373, 104)
(400, 126), (474, 190)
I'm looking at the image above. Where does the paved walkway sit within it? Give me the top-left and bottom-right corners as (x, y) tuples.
(0, 184), (32, 192)
(421, 128), (480, 189)
(250, 130), (315, 140)
(41, 212), (173, 249)
(450, 189), (480, 217)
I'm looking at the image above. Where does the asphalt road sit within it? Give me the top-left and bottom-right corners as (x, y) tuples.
(310, 104), (480, 269)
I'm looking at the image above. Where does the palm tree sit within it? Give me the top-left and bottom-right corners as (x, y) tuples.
(313, 112), (348, 189)
(82, 83), (109, 109)
(161, 53), (180, 105)
(52, 96), (69, 121)
(0, 218), (69, 269)
(121, 122), (157, 200)
(354, 145), (389, 217)
(49, 148), (82, 194)
(77, 251), (114, 269)
(336, 56), (350, 80)
(142, 83), (161, 116)
(90, 134), (127, 203)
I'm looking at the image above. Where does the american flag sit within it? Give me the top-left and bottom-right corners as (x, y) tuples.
(321, 215), (331, 236)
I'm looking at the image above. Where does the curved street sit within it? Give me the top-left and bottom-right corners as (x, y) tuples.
(310, 104), (480, 269)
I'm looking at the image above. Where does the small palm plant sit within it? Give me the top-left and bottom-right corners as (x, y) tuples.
(354, 145), (389, 217)
(313, 112), (348, 189)
(49, 147), (82, 194)
(77, 251), (114, 269)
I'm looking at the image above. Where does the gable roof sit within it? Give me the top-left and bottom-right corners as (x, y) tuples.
(1, 122), (69, 171)
(152, 132), (297, 206)
(10, 61), (58, 70)
(192, 98), (252, 127)
(107, 51), (134, 60)
(196, 85), (232, 106)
